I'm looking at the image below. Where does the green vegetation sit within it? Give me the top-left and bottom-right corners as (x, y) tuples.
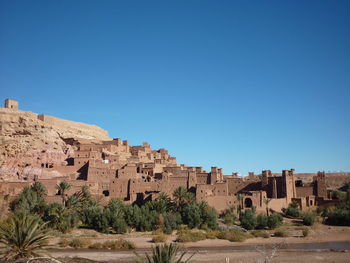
(239, 208), (257, 230)
(1, 184), (218, 258)
(56, 181), (72, 206)
(135, 243), (194, 263)
(301, 212), (316, 226)
(263, 198), (271, 216)
(240, 208), (283, 230)
(273, 229), (289, 237)
(68, 238), (91, 249)
(302, 228), (309, 237)
(285, 201), (301, 218)
(221, 206), (237, 226)
(103, 239), (135, 250)
(216, 230), (250, 242)
(0, 213), (50, 260)
(323, 188), (350, 226)
(250, 230), (270, 238)
(152, 234), (167, 243)
(176, 230), (207, 243)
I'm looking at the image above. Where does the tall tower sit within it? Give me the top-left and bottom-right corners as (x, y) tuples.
(316, 171), (327, 198)
(282, 169), (296, 203)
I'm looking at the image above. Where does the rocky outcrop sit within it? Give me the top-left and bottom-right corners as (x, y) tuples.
(0, 108), (110, 181)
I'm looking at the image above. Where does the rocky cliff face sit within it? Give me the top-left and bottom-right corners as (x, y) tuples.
(0, 108), (110, 181)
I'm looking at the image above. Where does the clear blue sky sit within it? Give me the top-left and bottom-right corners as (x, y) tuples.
(1, 0), (349, 175)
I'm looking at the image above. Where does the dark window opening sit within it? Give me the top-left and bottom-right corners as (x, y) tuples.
(244, 198), (253, 208)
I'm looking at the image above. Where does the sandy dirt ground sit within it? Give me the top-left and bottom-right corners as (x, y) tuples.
(51, 223), (350, 249)
(51, 251), (350, 263)
(49, 224), (350, 262)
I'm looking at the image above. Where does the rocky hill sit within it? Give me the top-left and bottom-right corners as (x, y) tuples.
(0, 105), (110, 182)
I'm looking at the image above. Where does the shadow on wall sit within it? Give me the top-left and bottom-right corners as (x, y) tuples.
(77, 163), (88, 180)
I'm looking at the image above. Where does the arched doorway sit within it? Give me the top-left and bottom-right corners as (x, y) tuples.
(244, 198), (253, 208)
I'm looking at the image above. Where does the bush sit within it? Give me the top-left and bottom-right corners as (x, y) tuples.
(217, 230), (250, 242)
(302, 228), (309, 237)
(251, 230), (270, 238)
(111, 218), (128, 234)
(256, 214), (268, 229)
(240, 209), (257, 230)
(325, 208), (350, 226)
(302, 212), (316, 226)
(274, 229), (289, 237)
(80, 205), (109, 233)
(285, 202), (300, 218)
(164, 212), (182, 233)
(181, 204), (202, 229)
(223, 214), (236, 226)
(176, 230), (207, 242)
(199, 205), (218, 229)
(44, 203), (79, 233)
(267, 213), (283, 229)
(152, 234), (167, 243)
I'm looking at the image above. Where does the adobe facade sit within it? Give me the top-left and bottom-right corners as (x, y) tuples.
(0, 99), (349, 213)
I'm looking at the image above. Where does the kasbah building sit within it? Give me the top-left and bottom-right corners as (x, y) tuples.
(1, 99), (350, 213)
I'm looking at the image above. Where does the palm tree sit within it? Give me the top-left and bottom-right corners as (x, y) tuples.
(173, 187), (188, 207)
(135, 243), (195, 263)
(31, 182), (47, 198)
(264, 198), (272, 216)
(56, 181), (71, 206)
(47, 203), (77, 233)
(173, 187), (194, 209)
(0, 213), (50, 260)
(237, 193), (244, 214)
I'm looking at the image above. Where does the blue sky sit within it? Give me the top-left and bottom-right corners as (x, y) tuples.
(1, 0), (349, 175)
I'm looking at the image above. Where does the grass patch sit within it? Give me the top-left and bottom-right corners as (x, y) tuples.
(152, 234), (167, 243)
(176, 230), (207, 243)
(217, 230), (250, 242)
(274, 229), (289, 237)
(250, 230), (270, 238)
(58, 238), (70, 248)
(89, 239), (135, 250)
(205, 230), (220, 239)
(302, 228), (309, 237)
(68, 238), (91, 249)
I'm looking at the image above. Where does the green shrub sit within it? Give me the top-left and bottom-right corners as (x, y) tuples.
(256, 214), (268, 229)
(223, 214), (236, 226)
(302, 228), (309, 237)
(181, 204), (202, 229)
(217, 230), (250, 242)
(251, 230), (270, 238)
(152, 234), (167, 243)
(267, 213), (283, 229)
(325, 208), (350, 226)
(176, 230), (207, 242)
(285, 202), (300, 218)
(302, 212), (316, 226)
(274, 229), (289, 237)
(240, 209), (257, 230)
(164, 212), (182, 233)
